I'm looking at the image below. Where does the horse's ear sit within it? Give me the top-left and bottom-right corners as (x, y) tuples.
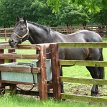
(23, 17), (27, 24)
(16, 16), (20, 22)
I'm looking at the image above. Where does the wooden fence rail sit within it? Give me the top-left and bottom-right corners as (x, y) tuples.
(60, 60), (107, 67)
(61, 94), (107, 104)
(61, 77), (107, 85)
(59, 42), (107, 48)
(0, 65), (40, 73)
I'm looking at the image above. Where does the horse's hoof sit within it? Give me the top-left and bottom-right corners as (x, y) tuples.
(91, 92), (98, 96)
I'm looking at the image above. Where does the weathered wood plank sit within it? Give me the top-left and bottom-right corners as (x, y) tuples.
(50, 44), (61, 99)
(59, 42), (107, 48)
(0, 43), (50, 50)
(0, 49), (4, 64)
(0, 66), (40, 73)
(0, 80), (38, 85)
(61, 77), (107, 85)
(37, 45), (48, 100)
(8, 49), (16, 62)
(0, 54), (39, 59)
(0, 49), (5, 94)
(1, 42), (107, 49)
(8, 49), (17, 94)
(0, 44), (39, 49)
(60, 60), (107, 67)
(61, 93), (107, 104)
(0, 42), (8, 44)
(16, 44), (40, 49)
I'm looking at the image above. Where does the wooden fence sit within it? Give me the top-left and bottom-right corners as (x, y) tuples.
(0, 28), (13, 40)
(0, 43), (51, 100)
(1, 42), (107, 104)
(50, 42), (107, 104)
(0, 25), (107, 41)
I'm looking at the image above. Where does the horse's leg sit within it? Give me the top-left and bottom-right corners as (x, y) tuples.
(60, 66), (64, 93)
(86, 48), (104, 96)
(97, 50), (104, 89)
(98, 67), (104, 87)
(98, 49), (105, 79)
(86, 66), (99, 96)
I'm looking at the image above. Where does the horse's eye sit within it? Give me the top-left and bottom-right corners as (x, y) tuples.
(20, 27), (24, 30)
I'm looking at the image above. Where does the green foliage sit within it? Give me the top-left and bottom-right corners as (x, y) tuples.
(47, 0), (107, 14)
(58, 4), (90, 26)
(47, 0), (61, 13)
(0, 0), (107, 27)
(92, 8), (107, 25)
(0, 0), (33, 27)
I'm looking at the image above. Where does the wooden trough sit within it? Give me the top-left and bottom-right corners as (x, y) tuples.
(0, 59), (52, 83)
(0, 43), (52, 100)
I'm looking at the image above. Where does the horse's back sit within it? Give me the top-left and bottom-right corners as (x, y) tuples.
(66, 30), (102, 42)
(59, 30), (103, 60)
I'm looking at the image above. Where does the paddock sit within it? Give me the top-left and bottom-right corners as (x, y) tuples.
(0, 42), (107, 104)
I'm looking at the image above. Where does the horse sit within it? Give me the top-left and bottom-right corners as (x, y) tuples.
(9, 17), (104, 96)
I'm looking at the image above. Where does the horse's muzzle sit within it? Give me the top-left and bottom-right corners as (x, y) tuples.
(9, 39), (18, 48)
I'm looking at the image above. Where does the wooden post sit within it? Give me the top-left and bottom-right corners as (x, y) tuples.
(37, 45), (48, 100)
(0, 49), (4, 64)
(8, 49), (16, 62)
(50, 43), (61, 99)
(0, 49), (5, 94)
(4, 28), (7, 41)
(8, 49), (17, 95)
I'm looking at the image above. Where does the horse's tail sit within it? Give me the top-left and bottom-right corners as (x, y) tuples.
(99, 48), (105, 79)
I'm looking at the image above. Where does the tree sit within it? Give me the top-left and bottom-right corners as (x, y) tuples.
(0, 0), (107, 27)
(57, 1), (90, 27)
(47, 0), (107, 13)
(92, 8), (107, 25)
(0, 0), (60, 27)
(0, 0), (33, 27)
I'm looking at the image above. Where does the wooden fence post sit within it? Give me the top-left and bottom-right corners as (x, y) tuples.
(50, 43), (61, 99)
(8, 49), (17, 95)
(37, 45), (48, 100)
(4, 28), (7, 41)
(0, 49), (4, 63)
(8, 49), (16, 62)
(0, 49), (5, 94)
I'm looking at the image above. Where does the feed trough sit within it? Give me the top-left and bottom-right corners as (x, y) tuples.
(0, 59), (52, 83)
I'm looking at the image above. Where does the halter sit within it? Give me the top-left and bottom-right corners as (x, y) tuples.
(14, 23), (29, 40)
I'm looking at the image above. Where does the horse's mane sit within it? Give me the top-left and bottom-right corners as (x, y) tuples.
(28, 21), (50, 33)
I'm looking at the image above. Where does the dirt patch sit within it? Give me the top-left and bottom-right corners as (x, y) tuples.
(15, 83), (107, 97)
(64, 83), (107, 97)
(3, 82), (107, 99)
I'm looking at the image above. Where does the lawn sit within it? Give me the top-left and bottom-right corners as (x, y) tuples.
(0, 95), (105, 107)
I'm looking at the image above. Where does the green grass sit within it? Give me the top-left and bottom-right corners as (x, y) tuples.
(0, 95), (105, 107)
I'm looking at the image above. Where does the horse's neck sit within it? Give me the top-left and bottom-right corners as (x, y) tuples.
(28, 23), (52, 44)
(28, 22), (66, 44)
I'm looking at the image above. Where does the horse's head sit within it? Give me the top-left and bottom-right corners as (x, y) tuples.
(9, 17), (29, 47)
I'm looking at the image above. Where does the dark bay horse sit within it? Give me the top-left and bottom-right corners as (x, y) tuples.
(9, 17), (104, 96)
